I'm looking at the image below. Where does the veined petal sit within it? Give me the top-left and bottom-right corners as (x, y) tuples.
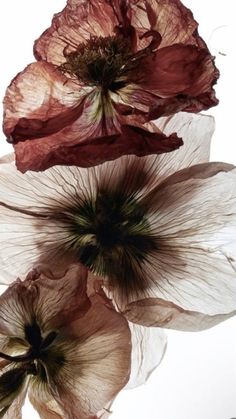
(42, 293), (131, 418)
(0, 265), (90, 337)
(125, 323), (167, 389)
(3, 61), (86, 140)
(34, 1), (121, 65)
(141, 45), (216, 96)
(140, 164), (236, 315)
(13, 117), (182, 173)
(124, 298), (236, 331)
(130, 0), (199, 47)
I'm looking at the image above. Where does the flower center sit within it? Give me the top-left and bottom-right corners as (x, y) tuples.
(59, 35), (134, 90)
(0, 321), (64, 383)
(66, 189), (158, 296)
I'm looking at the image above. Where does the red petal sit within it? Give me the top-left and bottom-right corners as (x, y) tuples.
(13, 122), (183, 172)
(34, 1), (121, 65)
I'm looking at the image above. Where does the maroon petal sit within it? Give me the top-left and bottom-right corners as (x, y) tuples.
(34, 1), (121, 65)
(13, 122), (183, 172)
(3, 61), (88, 141)
(141, 44), (218, 97)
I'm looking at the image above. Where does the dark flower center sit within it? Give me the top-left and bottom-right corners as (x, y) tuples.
(0, 320), (64, 383)
(66, 188), (158, 297)
(59, 35), (136, 90)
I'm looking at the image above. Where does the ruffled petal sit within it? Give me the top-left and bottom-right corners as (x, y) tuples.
(43, 293), (131, 418)
(13, 118), (182, 173)
(0, 264), (90, 337)
(139, 164), (236, 315)
(124, 298), (236, 331)
(126, 323), (167, 389)
(130, 0), (199, 47)
(3, 61), (87, 140)
(34, 1), (121, 65)
(136, 44), (219, 115)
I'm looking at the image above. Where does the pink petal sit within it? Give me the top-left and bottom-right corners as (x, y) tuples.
(34, 1), (121, 65)
(13, 121), (181, 172)
(124, 298), (236, 331)
(0, 264), (90, 337)
(3, 61), (89, 141)
(49, 293), (131, 417)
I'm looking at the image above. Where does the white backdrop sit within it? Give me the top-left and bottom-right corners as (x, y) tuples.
(0, 1), (235, 418)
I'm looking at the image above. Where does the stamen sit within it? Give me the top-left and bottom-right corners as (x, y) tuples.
(59, 35), (133, 89)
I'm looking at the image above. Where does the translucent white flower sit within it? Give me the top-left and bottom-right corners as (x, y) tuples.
(1, 113), (236, 331)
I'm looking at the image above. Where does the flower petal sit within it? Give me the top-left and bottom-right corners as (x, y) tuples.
(3, 61), (86, 141)
(124, 298), (236, 331)
(0, 264), (90, 337)
(140, 164), (236, 315)
(130, 0), (199, 47)
(34, 0), (121, 65)
(46, 293), (131, 417)
(13, 119), (182, 173)
(125, 323), (167, 389)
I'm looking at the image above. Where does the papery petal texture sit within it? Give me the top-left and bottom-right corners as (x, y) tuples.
(3, 0), (218, 172)
(1, 113), (235, 331)
(0, 266), (131, 418)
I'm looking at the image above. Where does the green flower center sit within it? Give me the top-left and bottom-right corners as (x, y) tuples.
(59, 35), (134, 90)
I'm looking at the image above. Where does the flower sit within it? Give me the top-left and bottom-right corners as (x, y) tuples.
(0, 264), (132, 418)
(3, 0), (218, 172)
(1, 112), (236, 332)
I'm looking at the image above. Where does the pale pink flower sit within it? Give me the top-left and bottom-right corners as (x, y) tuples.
(0, 113), (235, 331)
(0, 264), (132, 418)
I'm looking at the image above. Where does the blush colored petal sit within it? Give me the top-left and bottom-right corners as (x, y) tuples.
(124, 298), (236, 331)
(0, 264), (90, 337)
(28, 387), (64, 419)
(46, 293), (131, 417)
(34, 1), (120, 65)
(3, 61), (86, 141)
(130, 0), (199, 47)
(126, 323), (167, 389)
(140, 164), (236, 315)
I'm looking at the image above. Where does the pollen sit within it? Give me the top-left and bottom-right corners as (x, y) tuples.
(59, 35), (133, 90)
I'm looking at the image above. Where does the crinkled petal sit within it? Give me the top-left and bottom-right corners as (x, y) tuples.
(13, 119), (182, 173)
(124, 298), (236, 331)
(0, 264), (90, 337)
(3, 61), (87, 140)
(0, 113), (212, 282)
(142, 45), (217, 97)
(130, 0), (199, 47)
(44, 293), (131, 418)
(140, 164), (236, 315)
(125, 323), (167, 389)
(34, 1), (121, 65)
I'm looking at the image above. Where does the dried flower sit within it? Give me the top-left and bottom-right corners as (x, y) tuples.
(3, 0), (218, 172)
(0, 264), (132, 418)
(1, 113), (235, 332)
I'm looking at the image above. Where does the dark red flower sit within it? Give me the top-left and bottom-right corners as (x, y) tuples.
(3, 0), (219, 172)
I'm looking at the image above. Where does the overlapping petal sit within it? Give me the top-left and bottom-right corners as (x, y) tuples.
(3, 0), (218, 171)
(0, 266), (132, 418)
(0, 113), (211, 283)
(1, 113), (235, 331)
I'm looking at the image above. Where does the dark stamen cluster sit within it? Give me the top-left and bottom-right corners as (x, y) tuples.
(0, 320), (64, 383)
(66, 189), (158, 297)
(59, 35), (133, 90)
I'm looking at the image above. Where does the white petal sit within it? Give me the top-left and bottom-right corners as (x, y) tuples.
(125, 323), (167, 389)
(143, 165), (236, 315)
(124, 298), (236, 331)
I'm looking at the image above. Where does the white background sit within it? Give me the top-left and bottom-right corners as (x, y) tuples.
(0, 1), (235, 418)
